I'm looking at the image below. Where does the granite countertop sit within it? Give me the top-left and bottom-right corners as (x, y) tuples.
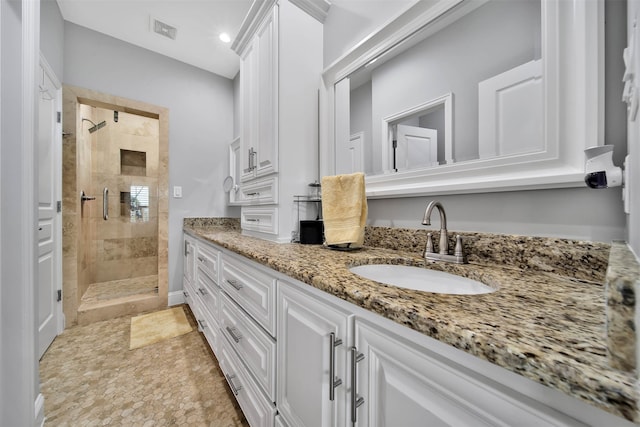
(184, 220), (638, 423)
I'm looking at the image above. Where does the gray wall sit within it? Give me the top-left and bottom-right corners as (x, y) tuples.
(64, 22), (239, 295)
(324, 0), (628, 243)
(626, 0), (639, 255)
(40, 0), (63, 79)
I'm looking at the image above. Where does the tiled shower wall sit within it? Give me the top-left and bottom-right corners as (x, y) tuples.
(90, 108), (159, 283)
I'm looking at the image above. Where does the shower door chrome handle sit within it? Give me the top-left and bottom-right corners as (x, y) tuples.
(103, 187), (109, 220)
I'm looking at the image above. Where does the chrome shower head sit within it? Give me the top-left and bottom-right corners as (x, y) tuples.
(82, 118), (107, 133)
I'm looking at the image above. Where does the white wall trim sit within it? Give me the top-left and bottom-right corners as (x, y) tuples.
(289, 0), (331, 23)
(34, 393), (45, 426)
(23, 0), (40, 425)
(231, 0), (277, 55)
(168, 291), (185, 306)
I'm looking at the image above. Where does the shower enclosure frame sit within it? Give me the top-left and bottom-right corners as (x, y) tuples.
(62, 85), (169, 325)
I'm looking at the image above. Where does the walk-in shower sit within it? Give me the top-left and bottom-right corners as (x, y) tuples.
(62, 85), (169, 326)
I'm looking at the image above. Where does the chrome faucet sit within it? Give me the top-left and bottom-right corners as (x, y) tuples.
(421, 201), (467, 264)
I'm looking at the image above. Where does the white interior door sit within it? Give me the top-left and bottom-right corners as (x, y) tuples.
(478, 59), (543, 159)
(37, 59), (62, 359)
(336, 132), (364, 174)
(396, 124), (438, 171)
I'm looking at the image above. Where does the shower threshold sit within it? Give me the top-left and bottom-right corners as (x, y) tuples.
(78, 275), (159, 324)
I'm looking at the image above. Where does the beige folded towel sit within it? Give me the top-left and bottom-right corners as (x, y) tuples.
(321, 172), (367, 247)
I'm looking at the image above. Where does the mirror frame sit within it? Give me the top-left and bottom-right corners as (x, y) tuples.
(320, 0), (604, 198)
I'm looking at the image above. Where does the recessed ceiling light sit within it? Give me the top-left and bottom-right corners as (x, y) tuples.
(219, 33), (231, 43)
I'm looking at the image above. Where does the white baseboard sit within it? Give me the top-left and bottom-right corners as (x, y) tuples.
(35, 393), (45, 427)
(168, 290), (185, 306)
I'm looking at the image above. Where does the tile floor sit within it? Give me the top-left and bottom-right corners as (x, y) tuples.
(39, 305), (248, 426)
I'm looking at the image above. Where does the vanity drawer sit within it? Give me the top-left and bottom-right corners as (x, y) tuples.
(239, 176), (278, 205)
(195, 266), (220, 321)
(183, 276), (197, 309)
(221, 251), (277, 336)
(219, 333), (276, 427)
(221, 293), (276, 402)
(197, 300), (221, 356)
(196, 241), (219, 283)
(241, 207), (278, 235)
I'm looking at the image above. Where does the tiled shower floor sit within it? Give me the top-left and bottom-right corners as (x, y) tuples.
(39, 305), (248, 426)
(80, 275), (159, 306)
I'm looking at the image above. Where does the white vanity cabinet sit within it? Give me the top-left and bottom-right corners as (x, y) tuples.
(183, 235), (196, 289)
(233, 0), (324, 242)
(352, 317), (585, 427)
(183, 237), (223, 355)
(277, 280), (353, 427)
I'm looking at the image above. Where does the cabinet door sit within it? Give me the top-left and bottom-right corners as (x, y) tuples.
(240, 40), (257, 183)
(255, 6), (278, 178)
(183, 235), (195, 287)
(354, 318), (584, 427)
(277, 281), (352, 427)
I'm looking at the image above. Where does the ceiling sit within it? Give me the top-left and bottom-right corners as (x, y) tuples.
(56, 0), (253, 79)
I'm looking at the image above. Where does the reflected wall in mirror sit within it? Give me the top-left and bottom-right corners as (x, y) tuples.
(339, 0), (541, 176)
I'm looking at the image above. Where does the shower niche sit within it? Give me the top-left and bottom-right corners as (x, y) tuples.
(120, 149), (146, 176)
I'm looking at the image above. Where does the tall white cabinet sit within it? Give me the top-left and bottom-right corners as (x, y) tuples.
(232, 0), (325, 242)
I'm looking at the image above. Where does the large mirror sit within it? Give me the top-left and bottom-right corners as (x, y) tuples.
(322, 0), (604, 197)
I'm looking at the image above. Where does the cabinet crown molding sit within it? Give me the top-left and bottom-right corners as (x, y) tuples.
(232, 0), (331, 54)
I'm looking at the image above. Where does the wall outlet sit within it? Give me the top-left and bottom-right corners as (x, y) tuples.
(173, 186), (182, 198)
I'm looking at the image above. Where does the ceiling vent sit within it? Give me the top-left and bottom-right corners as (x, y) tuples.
(152, 18), (177, 40)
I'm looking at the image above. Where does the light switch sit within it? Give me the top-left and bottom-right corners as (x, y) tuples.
(173, 186), (182, 198)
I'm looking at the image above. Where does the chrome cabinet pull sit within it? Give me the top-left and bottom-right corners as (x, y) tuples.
(226, 326), (242, 343)
(198, 287), (207, 296)
(102, 187), (108, 220)
(224, 373), (243, 396)
(329, 332), (343, 401)
(351, 347), (365, 423)
(184, 241), (189, 256)
(246, 192), (260, 196)
(245, 218), (259, 222)
(183, 290), (189, 298)
(197, 319), (206, 330)
(226, 279), (243, 291)
(197, 255), (206, 263)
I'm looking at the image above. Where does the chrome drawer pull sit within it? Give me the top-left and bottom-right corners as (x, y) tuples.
(183, 290), (189, 298)
(351, 346), (365, 423)
(198, 287), (207, 296)
(226, 279), (243, 291)
(226, 326), (242, 343)
(224, 373), (243, 396)
(245, 218), (260, 222)
(246, 192), (260, 196)
(197, 319), (206, 330)
(329, 332), (343, 401)
(197, 256), (206, 263)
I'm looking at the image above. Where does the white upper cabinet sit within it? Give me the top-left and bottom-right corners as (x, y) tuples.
(233, 0), (325, 243)
(240, 7), (278, 183)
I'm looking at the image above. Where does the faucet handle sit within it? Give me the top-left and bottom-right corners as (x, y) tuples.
(454, 235), (464, 257)
(425, 232), (434, 254)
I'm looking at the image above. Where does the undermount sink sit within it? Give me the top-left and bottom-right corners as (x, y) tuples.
(349, 264), (495, 295)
